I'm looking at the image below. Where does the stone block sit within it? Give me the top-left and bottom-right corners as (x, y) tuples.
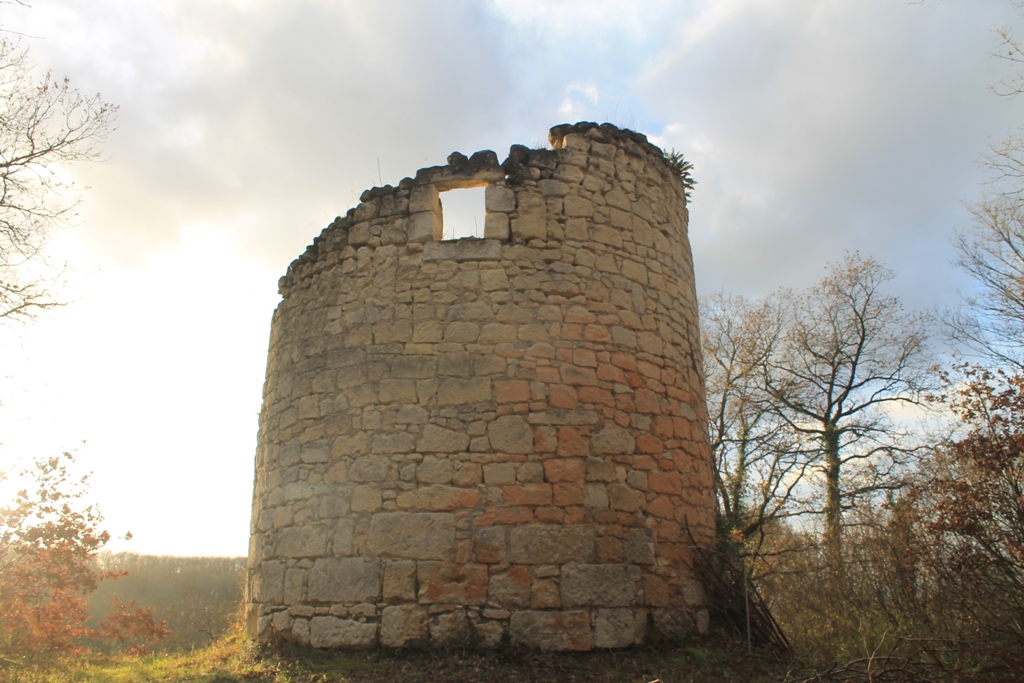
(397, 405), (429, 424)
(511, 214), (547, 241)
(483, 462), (516, 485)
(485, 185), (515, 212)
(488, 566), (531, 608)
(276, 526), (327, 558)
(484, 213), (510, 240)
(561, 563), (641, 608)
(480, 270), (510, 292)
(583, 483), (609, 508)
(487, 415), (533, 454)
(374, 321), (412, 344)
(392, 355), (438, 378)
(309, 616), (378, 648)
(417, 456), (454, 484)
(350, 485), (382, 512)
(509, 611), (592, 651)
(308, 558), (381, 602)
(474, 526), (507, 563)
(430, 609), (471, 644)
(409, 211), (440, 243)
(474, 620), (505, 647)
(283, 568), (305, 605)
(591, 424), (635, 454)
(254, 561), (285, 603)
(539, 179), (570, 197)
(563, 196), (594, 217)
(409, 184), (439, 213)
(423, 239), (501, 262)
(623, 528), (655, 565)
(383, 560), (418, 600)
(367, 512), (456, 560)
(437, 378), (491, 405)
(592, 225), (623, 248)
(333, 519), (354, 556)
(417, 562), (488, 605)
(593, 608), (640, 648)
(417, 424), (471, 452)
(380, 379), (417, 403)
(370, 432), (416, 455)
(381, 604), (428, 647)
(396, 485), (481, 511)
(509, 525), (595, 564)
(607, 484), (645, 512)
(349, 454), (392, 480)
(444, 322), (480, 343)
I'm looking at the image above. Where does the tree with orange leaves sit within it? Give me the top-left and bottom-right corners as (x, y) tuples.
(0, 452), (167, 663)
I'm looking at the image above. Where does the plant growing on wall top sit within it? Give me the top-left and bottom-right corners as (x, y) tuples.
(663, 149), (696, 200)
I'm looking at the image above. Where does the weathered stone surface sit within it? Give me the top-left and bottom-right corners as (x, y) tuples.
(367, 512), (456, 560)
(487, 415), (533, 454)
(396, 485), (481, 511)
(308, 558), (381, 602)
(430, 609), (471, 644)
(381, 604), (428, 647)
(417, 424), (471, 452)
(594, 608), (642, 648)
(383, 560), (417, 601)
(276, 526), (326, 558)
(509, 526), (595, 564)
(309, 616), (378, 648)
(488, 566), (531, 608)
(591, 424), (635, 454)
(349, 454), (391, 481)
(561, 563), (641, 607)
(510, 611), (592, 651)
(248, 123), (713, 650)
(423, 239), (501, 262)
(417, 562), (488, 605)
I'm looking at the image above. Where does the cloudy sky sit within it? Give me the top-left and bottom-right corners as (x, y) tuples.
(0, 0), (1020, 557)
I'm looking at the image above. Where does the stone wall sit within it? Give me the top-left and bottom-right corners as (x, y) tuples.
(245, 122), (714, 651)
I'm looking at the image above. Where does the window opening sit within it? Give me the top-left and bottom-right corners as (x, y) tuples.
(439, 186), (485, 240)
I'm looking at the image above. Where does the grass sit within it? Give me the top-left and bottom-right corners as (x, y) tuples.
(3, 631), (796, 683)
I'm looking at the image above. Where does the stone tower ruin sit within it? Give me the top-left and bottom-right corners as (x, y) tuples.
(245, 122), (714, 651)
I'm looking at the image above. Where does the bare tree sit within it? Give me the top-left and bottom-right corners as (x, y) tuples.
(0, 38), (117, 321)
(701, 292), (817, 555)
(762, 253), (932, 555)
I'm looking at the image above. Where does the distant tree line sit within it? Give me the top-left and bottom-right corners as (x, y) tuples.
(86, 553), (245, 653)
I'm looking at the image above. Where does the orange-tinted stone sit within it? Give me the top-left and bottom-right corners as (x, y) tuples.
(553, 483), (584, 506)
(596, 536), (624, 562)
(636, 435), (663, 455)
(544, 459), (584, 482)
(505, 484), (553, 506)
(418, 562), (488, 605)
(534, 426), (558, 453)
(496, 380), (531, 402)
(648, 496), (675, 519)
(549, 384), (579, 409)
(474, 507), (533, 526)
(578, 386), (614, 406)
(561, 364), (599, 386)
(556, 426), (589, 457)
(634, 388), (660, 413)
(649, 471), (682, 495)
(643, 574), (671, 607)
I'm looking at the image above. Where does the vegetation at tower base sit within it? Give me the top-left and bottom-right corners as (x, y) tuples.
(247, 122), (714, 651)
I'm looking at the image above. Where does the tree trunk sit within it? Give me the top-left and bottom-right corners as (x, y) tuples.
(823, 425), (842, 559)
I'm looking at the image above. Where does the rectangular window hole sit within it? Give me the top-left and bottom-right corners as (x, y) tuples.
(439, 187), (485, 240)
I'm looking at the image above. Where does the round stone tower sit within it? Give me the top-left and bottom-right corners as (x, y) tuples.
(245, 122), (714, 651)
